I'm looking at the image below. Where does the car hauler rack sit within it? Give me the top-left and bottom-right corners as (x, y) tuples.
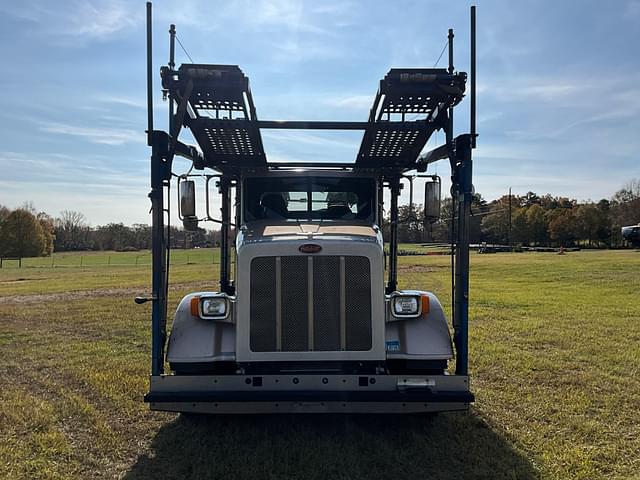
(140, 2), (477, 413)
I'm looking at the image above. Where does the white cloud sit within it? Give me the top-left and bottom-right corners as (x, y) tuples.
(324, 95), (372, 110)
(267, 38), (343, 63)
(0, 150), (151, 224)
(96, 95), (146, 109)
(229, 0), (354, 36)
(156, 0), (354, 36)
(39, 122), (142, 146)
(67, 1), (137, 38)
(1, 1), (138, 40)
(262, 130), (360, 150)
(484, 77), (584, 103)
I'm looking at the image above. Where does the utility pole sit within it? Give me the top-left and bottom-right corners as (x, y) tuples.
(508, 187), (512, 249)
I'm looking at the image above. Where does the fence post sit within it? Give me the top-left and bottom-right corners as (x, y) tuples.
(108, 255), (111, 266)
(19, 257), (22, 268)
(51, 255), (54, 268)
(80, 256), (83, 267)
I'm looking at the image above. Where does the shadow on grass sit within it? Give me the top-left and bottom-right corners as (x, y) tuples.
(124, 411), (537, 480)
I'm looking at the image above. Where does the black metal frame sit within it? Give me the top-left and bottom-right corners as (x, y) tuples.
(145, 2), (477, 377)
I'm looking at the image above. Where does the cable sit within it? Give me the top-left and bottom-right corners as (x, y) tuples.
(403, 42), (449, 122)
(433, 40), (448, 67)
(175, 35), (194, 63)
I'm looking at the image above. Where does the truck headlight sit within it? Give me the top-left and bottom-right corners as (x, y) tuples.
(190, 295), (229, 319)
(393, 296), (419, 316)
(390, 294), (428, 318)
(201, 297), (227, 317)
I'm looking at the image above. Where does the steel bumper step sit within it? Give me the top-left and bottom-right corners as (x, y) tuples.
(145, 389), (474, 404)
(144, 374), (473, 413)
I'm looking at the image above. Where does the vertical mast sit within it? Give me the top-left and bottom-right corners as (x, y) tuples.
(146, 2), (154, 146)
(452, 6), (477, 376)
(147, 1), (167, 376)
(470, 5), (477, 148)
(168, 24), (176, 134)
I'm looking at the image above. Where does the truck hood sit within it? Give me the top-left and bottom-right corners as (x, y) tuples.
(237, 221), (382, 247)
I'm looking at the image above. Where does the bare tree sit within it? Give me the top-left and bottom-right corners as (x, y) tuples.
(55, 210), (90, 251)
(0, 204), (10, 222)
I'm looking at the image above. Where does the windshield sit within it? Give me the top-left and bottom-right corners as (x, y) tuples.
(244, 177), (375, 222)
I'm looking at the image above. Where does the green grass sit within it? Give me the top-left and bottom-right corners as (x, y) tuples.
(0, 248), (222, 269)
(1, 249), (639, 479)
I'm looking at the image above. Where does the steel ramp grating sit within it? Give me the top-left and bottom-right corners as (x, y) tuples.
(162, 65), (466, 171)
(366, 129), (422, 158)
(356, 68), (466, 168)
(163, 64), (266, 170)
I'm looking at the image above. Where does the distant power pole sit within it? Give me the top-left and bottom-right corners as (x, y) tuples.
(508, 187), (512, 249)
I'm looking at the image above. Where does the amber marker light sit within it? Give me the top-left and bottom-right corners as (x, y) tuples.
(190, 296), (200, 316)
(421, 294), (430, 315)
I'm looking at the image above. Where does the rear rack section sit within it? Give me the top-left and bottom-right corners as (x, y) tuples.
(355, 68), (466, 169)
(161, 64), (266, 171)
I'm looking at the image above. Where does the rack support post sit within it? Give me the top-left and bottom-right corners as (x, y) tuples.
(453, 134), (473, 376)
(386, 177), (401, 294)
(150, 132), (169, 376)
(219, 178), (233, 294)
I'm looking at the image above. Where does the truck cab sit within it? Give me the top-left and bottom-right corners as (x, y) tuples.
(167, 171), (454, 381)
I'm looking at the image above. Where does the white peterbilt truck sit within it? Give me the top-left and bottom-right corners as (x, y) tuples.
(140, 3), (477, 414)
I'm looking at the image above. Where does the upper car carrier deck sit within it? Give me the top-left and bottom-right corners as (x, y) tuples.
(158, 63), (467, 173)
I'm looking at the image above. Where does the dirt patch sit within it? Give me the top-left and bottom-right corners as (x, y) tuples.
(0, 281), (211, 306)
(0, 287), (144, 305)
(398, 264), (445, 273)
(0, 277), (49, 284)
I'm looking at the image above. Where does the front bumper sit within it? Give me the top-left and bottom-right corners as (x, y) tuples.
(145, 374), (473, 414)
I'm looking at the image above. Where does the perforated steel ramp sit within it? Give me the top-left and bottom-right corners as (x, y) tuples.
(355, 68), (466, 169)
(162, 64), (266, 170)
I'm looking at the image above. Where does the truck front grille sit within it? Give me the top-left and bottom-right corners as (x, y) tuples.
(250, 255), (372, 352)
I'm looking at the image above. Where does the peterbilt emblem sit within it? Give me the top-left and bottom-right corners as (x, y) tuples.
(299, 244), (322, 254)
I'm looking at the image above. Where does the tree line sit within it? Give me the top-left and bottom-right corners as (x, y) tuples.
(0, 205), (222, 258)
(387, 179), (639, 247)
(0, 179), (638, 258)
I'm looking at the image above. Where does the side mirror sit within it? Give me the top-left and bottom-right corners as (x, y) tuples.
(424, 177), (441, 223)
(179, 179), (199, 231)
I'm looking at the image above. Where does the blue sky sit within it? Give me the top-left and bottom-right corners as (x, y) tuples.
(0, 0), (638, 225)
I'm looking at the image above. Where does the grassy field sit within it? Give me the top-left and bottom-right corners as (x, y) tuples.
(0, 249), (638, 479)
(0, 248), (222, 269)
